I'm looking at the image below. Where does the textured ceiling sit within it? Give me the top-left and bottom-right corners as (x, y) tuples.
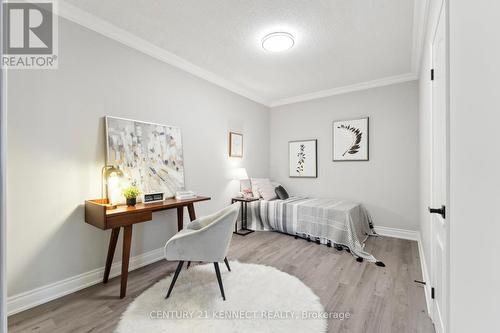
(63, 0), (416, 104)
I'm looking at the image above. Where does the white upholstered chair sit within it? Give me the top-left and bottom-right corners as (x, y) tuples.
(163, 203), (240, 300)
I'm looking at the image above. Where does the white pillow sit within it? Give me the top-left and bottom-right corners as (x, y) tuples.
(250, 178), (267, 198)
(258, 183), (278, 201)
(251, 178), (277, 200)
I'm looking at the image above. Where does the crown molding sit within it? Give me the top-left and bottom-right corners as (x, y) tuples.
(269, 73), (418, 107)
(57, 1), (270, 106)
(411, 0), (431, 75)
(273, 1), (427, 108)
(56, 1), (424, 109)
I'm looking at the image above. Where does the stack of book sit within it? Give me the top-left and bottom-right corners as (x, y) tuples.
(175, 191), (197, 200)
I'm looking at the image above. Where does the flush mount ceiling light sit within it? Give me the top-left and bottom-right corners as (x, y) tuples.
(262, 32), (295, 52)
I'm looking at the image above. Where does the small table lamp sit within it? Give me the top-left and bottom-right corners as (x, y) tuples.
(233, 167), (249, 192)
(101, 165), (124, 204)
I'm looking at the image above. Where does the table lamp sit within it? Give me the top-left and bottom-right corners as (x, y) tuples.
(233, 167), (249, 192)
(101, 165), (124, 204)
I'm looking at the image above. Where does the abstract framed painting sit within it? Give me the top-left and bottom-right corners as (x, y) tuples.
(105, 116), (185, 200)
(333, 117), (369, 161)
(229, 132), (243, 157)
(289, 139), (318, 178)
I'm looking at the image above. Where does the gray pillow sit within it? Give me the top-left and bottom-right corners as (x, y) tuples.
(275, 185), (289, 200)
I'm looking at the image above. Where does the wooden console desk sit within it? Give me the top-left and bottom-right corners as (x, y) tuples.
(85, 196), (210, 298)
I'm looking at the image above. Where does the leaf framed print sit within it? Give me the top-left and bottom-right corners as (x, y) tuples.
(333, 117), (369, 161)
(289, 139), (317, 178)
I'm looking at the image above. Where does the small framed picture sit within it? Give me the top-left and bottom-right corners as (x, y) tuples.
(229, 132), (243, 157)
(289, 139), (318, 178)
(333, 117), (369, 161)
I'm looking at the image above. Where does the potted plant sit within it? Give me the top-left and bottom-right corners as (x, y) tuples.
(123, 186), (141, 206)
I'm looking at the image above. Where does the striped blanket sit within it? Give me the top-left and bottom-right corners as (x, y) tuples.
(247, 197), (379, 262)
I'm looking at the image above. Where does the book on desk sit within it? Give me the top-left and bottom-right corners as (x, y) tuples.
(175, 190), (197, 200)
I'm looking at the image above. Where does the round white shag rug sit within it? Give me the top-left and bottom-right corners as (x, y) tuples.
(115, 261), (327, 333)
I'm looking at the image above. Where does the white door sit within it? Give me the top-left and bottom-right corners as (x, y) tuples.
(430, 1), (449, 332)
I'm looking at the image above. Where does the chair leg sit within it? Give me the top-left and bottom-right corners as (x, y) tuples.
(224, 257), (231, 272)
(187, 261), (191, 269)
(214, 262), (226, 301)
(165, 261), (184, 299)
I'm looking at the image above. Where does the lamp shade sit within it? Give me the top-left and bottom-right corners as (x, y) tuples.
(233, 167), (249, 180)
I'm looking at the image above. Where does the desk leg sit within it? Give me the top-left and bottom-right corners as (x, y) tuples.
(187, 203), (196, 221)
(177, 207), (184, 231)
(103, 228), (120, 284)
(120, 225), (133, 299)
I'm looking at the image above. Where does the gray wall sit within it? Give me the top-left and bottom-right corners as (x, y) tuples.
(6, 15), (421, 304)
(269, 81), (419, 231)
(6, 18), (269, 297)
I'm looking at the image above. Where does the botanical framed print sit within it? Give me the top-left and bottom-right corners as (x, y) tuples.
(333, 117), (369, 161)
(229, 132), (243, 157)
(289, 139), (318, 178)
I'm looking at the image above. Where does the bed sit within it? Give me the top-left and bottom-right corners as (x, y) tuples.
(246, 196), (383, 265)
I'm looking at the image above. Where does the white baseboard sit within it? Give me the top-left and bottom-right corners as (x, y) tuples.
(374, 226), (419, 240)
(375, 226), (431, 315)
(416, 233), (432, 315)
(7, 247), (165, 316)
(8, 226), (432, 317)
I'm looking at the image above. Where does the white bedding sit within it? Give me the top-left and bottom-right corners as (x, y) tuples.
(246, 196), (380, 262)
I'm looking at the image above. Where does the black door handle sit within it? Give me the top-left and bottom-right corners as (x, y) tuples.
(429, 205), (446, 219)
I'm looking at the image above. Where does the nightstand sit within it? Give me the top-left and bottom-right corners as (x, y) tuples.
(231, 197), (259, 236)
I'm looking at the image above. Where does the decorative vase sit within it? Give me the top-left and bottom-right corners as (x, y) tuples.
(126, 197), (136, 206)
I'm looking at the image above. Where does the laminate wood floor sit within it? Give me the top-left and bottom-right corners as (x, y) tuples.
(8, 232), (434, 333)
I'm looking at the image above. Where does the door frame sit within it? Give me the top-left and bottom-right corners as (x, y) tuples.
(0, 0), (7, 330)
(429, 0), (450, 331)
(0, 71), (5, 333)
